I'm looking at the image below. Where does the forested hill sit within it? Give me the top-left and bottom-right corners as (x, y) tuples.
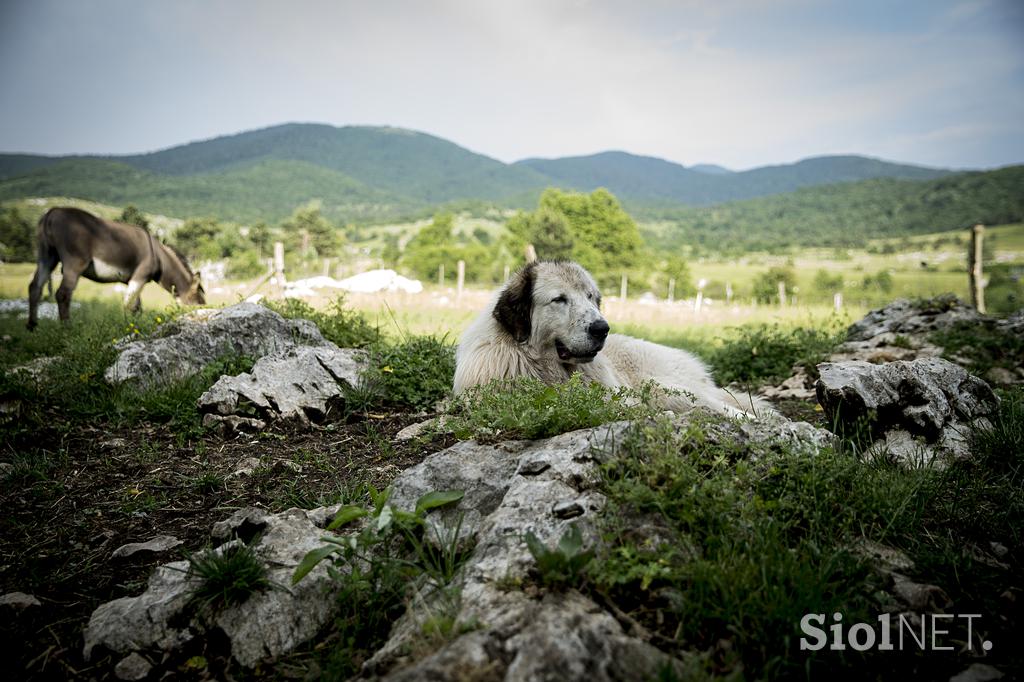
(641, 165), (1024, 254)
(0, 122), (960, 221)
(517, 152), (951, 205)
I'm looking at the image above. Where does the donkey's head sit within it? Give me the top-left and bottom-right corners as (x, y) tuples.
(161, 244), (206, 305)
(182, 273), (206, 305)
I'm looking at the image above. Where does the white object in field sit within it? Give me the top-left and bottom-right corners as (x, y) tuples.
(287, 269), (423, 295)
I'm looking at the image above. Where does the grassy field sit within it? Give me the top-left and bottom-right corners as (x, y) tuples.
(7, 218), (1021, 341)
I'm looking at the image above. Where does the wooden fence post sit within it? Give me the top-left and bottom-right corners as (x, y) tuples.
(457, 260), (465, 302)
(725, 282), (733, 304)
(667, 278), (675, 303)
(834, 292), (843, 311)
(503, 265), (510, 282)
(777, 281), (787, 307)
(969, 224), (986, 314)
(620, 274), (628, 301)
(273, 242), (286, 291)
(438, 263), (445, 287)
(525, 244), (537, 263)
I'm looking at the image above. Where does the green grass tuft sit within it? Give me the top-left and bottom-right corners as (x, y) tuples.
(446, 374), (661, 441)
(186, 543), (270, 612)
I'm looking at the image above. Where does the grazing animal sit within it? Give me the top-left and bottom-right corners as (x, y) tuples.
(454, 260), (767, 417)
(27, 207), (205, 329)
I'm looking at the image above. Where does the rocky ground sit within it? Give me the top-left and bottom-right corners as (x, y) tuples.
(1, 296), (1021, 681)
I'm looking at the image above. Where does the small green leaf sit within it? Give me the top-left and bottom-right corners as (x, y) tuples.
(415, 490), (465, 515)
(327, 505), (369, 530)
(524, 531), (549, 561)
(558, 524), (584, 557)
(292, 545), (337, 584)
(376, 504), (394, 532)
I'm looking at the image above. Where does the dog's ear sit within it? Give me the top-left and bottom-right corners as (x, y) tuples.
(493, 264), (535, 342)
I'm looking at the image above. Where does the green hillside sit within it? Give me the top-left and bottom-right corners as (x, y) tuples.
(518, 152), (952, 205)
(0, 157), (415, 224)
(115, 123), (551, 204)
(642, 165), (1024, 254)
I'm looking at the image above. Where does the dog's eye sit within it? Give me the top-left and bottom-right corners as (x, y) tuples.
(551, 295), (568, 304)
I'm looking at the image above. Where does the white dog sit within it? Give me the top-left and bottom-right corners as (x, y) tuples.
(454, 260), (766, 417)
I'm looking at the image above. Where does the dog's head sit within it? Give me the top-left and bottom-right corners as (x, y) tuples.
(493, 261), (609, 364)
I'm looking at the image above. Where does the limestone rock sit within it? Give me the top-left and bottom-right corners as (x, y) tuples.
(361, 413), (830, 680)
(110, 535), (183, 560)
(950, 663), (1005, 682)
(104, 302), (326, 387)
(114, 652), (152, 681)
(816, 357), (999, 466)
(846, 296), (984, 343)
(198, 345), (368, 425)
(83, 505), (345, 670)
(0, 591), (42, 610)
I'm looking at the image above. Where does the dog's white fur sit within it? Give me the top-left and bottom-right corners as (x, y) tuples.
(454, 260), (766, 417)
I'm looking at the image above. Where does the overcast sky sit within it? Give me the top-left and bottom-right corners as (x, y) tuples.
(1, 0), (1021, 170)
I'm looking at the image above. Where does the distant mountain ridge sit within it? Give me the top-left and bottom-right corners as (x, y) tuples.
(0, 122), (961, 222)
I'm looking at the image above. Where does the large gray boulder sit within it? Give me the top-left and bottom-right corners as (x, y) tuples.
(816, 357), (1000, 466)
(198, 344), (368, 427)
(104, 303), (326, 387)
(83, 505), (345, 669)
(845, 295), (985, 343)
(763, 296), (1023, 400)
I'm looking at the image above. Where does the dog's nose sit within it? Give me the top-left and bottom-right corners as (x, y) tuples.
(588, 319), (610, 341)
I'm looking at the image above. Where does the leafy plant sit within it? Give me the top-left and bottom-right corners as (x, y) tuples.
(352, 335), (456, 412)
(524, 524), (594, 588)
(291, 486), (468, 679)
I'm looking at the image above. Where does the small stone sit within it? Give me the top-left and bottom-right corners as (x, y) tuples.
(518, 458), (551, 476)
(0, 462), (14, 479)
(984, 366), (1019, 386)
(0, 591), (42, 609)
(949, 663), (1005, 682)
(394, 418), (437, 441)
(114, 652), (152, 681)
(891, 573), (952, 611)
(552, 500), (585, 519)
(111, 536), (183, 560)
(278, 460), (302, 474)
(231, 457), (263, 477)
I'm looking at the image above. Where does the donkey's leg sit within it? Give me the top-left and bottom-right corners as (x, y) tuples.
(27, 253), (58, 331)
(55, 267), (83, 324)
(124, 270), (149, 314)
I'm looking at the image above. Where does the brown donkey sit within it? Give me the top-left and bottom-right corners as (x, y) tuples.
(27, 207), (205, 330)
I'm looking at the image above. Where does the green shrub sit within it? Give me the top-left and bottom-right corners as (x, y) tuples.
(264, 296), (378, 348)
(710, 322), (843, 386)
(931, 320), (1024, 376)
(446, 374), (660, 441)
(356, 335), (456, 412)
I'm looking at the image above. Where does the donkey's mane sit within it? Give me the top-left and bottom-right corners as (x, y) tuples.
(163, 243), (194, 276)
